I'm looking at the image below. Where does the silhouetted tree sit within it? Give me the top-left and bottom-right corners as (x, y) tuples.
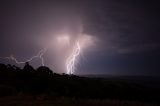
(36, 66), (53, 76)
(23, 62), (34, 72)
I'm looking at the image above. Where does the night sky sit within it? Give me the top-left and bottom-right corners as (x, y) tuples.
(0, 0), (160, 75)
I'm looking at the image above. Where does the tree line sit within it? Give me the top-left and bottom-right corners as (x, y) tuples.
(0, 62), (159, 103)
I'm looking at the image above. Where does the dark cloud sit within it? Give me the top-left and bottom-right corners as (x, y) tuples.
(0, 0), (160, 75)
(83, 0), (160, 54)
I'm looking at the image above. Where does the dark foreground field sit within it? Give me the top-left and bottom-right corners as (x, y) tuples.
(0, 95), (159, 106)
(0, 63), (160, 106)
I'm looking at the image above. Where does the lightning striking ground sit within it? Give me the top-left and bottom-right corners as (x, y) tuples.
(0, 41), (81, 74)
(66, 41), (81, 74)
(0, 34), (94, 74)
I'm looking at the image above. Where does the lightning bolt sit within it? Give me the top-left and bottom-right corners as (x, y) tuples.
(0, 35), (86, 74)
(66, 41), (81, 74)
(0, 47), (48, 66)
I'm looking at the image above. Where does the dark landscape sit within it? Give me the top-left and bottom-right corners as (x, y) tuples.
(0, 63), (159, 106)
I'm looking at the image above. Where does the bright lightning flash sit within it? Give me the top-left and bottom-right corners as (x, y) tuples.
(0, 33), (95, 74)
(66, 41), (81, 74)
(0, 47), (47, 66)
